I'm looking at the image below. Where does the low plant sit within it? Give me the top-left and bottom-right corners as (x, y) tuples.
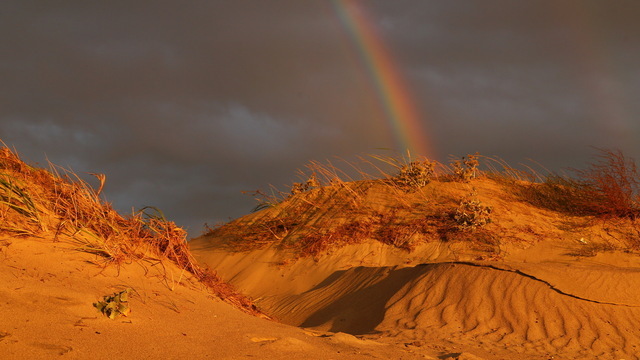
(393, 160), (436, 190)
(453, 192), (493, 230)
(94, 288), (132, 319)
(290, 173), (319, 196)
(451, 153), (480, 182)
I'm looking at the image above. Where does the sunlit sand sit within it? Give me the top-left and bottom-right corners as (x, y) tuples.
(3, 146), (640, 359)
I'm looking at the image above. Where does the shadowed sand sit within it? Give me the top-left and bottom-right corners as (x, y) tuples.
(4, 146), (640, 359)
(1, 235), (430, 359)
(191, 173), (640, 360)
(0, 147), (430, 359)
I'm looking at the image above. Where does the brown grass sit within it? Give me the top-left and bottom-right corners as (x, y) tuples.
(0, 145), (258, 315)
(509, 149), (640, 220)
(212, 149), (640, 257)
(571, 148), (640, 219)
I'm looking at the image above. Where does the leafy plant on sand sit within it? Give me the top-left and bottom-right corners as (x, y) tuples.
(94, 288), (132, 319)
(453, 192), (493, 230)
(290, 173), (320, 196)
(392, 160), (436, 190)
(368, 152), (438, 190)
(451, 153), (480, 182)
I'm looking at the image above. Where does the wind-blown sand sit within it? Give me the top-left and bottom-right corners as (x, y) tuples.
(0, 148), (428, 359)
(4, 147), (640, 359)
(191, 177), (640, 360)
(1, 235), (428, 359)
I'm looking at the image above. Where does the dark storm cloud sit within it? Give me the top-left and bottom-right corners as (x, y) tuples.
(366, 0), (640, 165)
(2, 1), (639, 235)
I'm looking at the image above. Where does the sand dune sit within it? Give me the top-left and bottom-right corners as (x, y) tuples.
(5, 145), (640, 359)
(193, 239), (640, 359)
(192, 170), (640, 360)
(0, 147), (433, 359)
(1, 235), (437, 360)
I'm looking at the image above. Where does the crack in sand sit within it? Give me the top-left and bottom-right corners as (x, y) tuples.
(447, 261), (640, 308)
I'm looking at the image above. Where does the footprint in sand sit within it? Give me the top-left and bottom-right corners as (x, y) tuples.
(31, 343), (73, 356)
(251, 336), (315, 352)
(0, 331), (11, 342)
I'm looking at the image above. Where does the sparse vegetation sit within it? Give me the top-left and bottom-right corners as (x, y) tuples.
(94, 288), (132, 319)
(217, 148), (640, 258)
(0, 145), (257, 314)
(453, 192), (493, 230)
(451, 152), (480, 182)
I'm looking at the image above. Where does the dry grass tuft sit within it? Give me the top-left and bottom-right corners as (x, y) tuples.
(570, 148), (640, 219)
(0, 145), (257, 314)
(212, 149), (640, 257)
(512, 149), (640, 220)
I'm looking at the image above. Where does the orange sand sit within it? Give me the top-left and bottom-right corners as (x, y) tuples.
(4, 147), (640, 360)
(191, 178), (640, 360)
(1, 235), (429, 359)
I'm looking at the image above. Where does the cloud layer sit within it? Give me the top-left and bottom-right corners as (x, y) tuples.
(2, 1), (639, 234)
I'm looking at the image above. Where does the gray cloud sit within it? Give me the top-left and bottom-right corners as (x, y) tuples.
(2, 0), (639, 235)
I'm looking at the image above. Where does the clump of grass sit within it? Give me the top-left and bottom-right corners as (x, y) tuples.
(515, 148), (640, 220)
(0, 173), (42, 234)
(571, 148), (640, 219)
(243, 188), (284, 213)
(0, 144), (258, 315)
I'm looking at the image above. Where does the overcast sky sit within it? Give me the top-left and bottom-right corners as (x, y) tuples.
(2, 1), (639, 236)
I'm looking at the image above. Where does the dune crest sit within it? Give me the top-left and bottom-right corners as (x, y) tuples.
(193, 154), (640, 359)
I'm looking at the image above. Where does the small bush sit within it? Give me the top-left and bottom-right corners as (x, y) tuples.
(290, 173), (319, 196)
(393, 160), (435, 189)
(571, 148), (640, 219)
(452, 153), (480, 182)
(453, 192), (492, 230)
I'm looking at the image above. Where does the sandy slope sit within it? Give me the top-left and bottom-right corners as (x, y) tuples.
(191, 178), (640, 360)
(0, 236), (433, 360)
(192, 238), (640, 360)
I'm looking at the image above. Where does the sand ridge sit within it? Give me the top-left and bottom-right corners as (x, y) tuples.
(192, 173), (640, 360)
(1, 235), (436, 359)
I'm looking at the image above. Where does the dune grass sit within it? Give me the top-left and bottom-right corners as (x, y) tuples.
(213, 149), (640, 256)
(0, 145), (257, 314)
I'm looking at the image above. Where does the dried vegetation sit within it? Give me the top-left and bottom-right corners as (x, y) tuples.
(0, 145), (256, 313)
(208, 149), (640, 257)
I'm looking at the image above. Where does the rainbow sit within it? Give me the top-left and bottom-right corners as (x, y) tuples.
(333, 0), (434, 158)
